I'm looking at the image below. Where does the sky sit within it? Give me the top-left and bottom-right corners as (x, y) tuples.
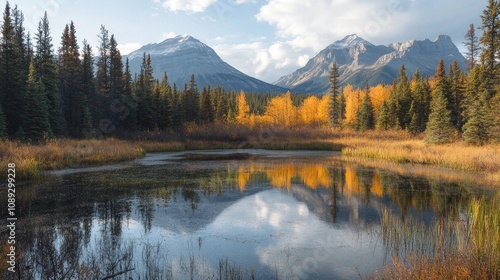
(5, 0), (486, 83)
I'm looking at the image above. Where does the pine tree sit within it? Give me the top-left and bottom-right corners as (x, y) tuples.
(390, 65), (413, 129)
(122, 58), (137, 130)
(157, 72), (171, 130)
(357, 82), (375, 131)
(479, 0), (500, 97)
(59, 22), (83, 137)
(81, 40), (95, 135)
(490, 93), (500, 142)
(96, 25), (110, 97)
(463, 65), (482, 123)
(328, 62), (341, 127)
(0, 2), (25, 136)
(109, 35), (123, 96)
(34, 12), (65, 136)
(170, 83), (182, 128)
(462, 97), (492, 145)
(464, 23), (481, 70)
(24, 62), (51, 142)
(136, 54), (155, 130)
(449, 61), (465, 130)
(199, 86), (213, 124)
(377, 100), (391, 131)
(338, 90), (346, 122)
(424, 90), (455, 144)
(408, 70), (431, 134)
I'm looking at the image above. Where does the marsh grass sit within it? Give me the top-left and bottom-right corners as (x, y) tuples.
(0, 139), (145, 179)
(372, 197), (500, 279)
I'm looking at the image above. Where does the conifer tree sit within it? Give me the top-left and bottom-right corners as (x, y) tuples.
(96, 25), (110, 97)
(464, 23), (480, 70)
(0, 2), (25, 136)
(136, 54), (155, 130)
(24, 62), (51, 141)
(122, 58), (137, 130)
(170, 83), (182, 128)
(328, 62), (341, 127)
(377, 100), (391, 131)
(338, 90), (346, 122)
(449, 61), (465, 130)
(479, 0), (500, 97)
(462, 97), (492, 145)
(408, 70), (431, 134)
(59, 22), (83, 137)
(424, 90), (455, 144)
(357, 82), (375, 131)
(34, 12), (65, 136)
(0, 101), (5, 137)
(157, 72), (171, 130)
(109, 34), (123, 99)
(81, 40), (95, 134)
(489, 93), (500, 142)
(390, 65), (412, 129)
(200, 86), (213, 124)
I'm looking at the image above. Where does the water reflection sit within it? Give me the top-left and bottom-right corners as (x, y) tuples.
(0, 153), (496, 279)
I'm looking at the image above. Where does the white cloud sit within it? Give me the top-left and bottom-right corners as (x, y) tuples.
(156, 0), (217, 13)
(117, 43), (142, 55)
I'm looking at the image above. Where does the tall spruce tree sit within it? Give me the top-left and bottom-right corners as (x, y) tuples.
(408, 70), (431, 134)
(136, 53), (155, 130)
(199, 86), (213, 124)
(377, 100), (391, 131)
(0, 100), (5, 137)
(34, 12), (66, 136)
(122, 58), (137, 130)
(479, 0), (500, 98)
(81, 40), (95, 136)
(448, 61), (465, 130)
(462, 97), (492, 145)
(490, 93), (500, 142)
(424, 89), (455, 144)
(357, 82), (375, 131)
(59, 22), (83, 137)
(0, 2), (25, 136)
(328, 62), (341, 127)
(24, 62), (51, 142)
(390, 65), (413, 129)
(464, 23), (481, 70)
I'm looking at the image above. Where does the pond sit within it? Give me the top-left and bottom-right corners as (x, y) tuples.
(0, 150), (497, 279)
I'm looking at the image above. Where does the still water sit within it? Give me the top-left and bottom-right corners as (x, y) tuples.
(0, 150), (495, 279)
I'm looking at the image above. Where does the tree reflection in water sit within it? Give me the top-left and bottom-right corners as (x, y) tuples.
(0, 156), (495, 279)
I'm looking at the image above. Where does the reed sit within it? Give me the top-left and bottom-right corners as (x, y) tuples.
(372, 197), (500, 279)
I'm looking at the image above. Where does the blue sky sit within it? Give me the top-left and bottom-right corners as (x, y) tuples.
(5, 0), (486, 83)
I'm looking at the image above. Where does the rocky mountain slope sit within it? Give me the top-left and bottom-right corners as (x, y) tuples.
(275, 34), (467, 94)
(126, 35), (287, 93)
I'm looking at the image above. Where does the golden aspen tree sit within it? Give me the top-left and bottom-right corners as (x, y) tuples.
(236, 90), (250, 125)
(299, 96), (320, 125)
(370, 84), (391, 118)
(343, 85), (363, 127)
(318, 95), (331, 125)
(264, 91), (297, 126)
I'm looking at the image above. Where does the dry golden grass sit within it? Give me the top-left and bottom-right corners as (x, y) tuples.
(336, 131), (500, 175)
(0, 138), (145, 179)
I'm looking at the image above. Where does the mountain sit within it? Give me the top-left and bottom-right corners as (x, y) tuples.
(125, 35), (287, 93)
(275, 34), (468, 94)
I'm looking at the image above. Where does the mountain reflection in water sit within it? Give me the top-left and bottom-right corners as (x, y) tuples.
(0, 151), (494, 279)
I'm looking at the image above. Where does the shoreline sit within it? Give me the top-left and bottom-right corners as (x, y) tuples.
(2, 132), (499, 187)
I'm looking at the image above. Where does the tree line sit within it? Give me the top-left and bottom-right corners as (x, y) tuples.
(0, 2), (312, 142)
(321, 0), (500, 145)
(1, 1), (499, 146)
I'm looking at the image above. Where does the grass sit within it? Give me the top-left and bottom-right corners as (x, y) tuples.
(0, 139), (146, 179)
(2, 125), (500, 184)
(370, 196), (500, 279)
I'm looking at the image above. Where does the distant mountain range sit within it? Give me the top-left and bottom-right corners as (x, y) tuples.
(275, 34), (468, 94)
(125, 34), (467, 95)
(125, 35), (287, 93)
